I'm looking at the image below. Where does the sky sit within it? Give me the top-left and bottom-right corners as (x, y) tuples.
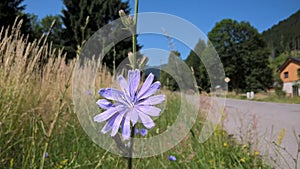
(23, 0), (300, 66)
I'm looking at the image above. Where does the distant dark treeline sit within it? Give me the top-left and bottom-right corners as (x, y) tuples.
(262, 10), (300, 58)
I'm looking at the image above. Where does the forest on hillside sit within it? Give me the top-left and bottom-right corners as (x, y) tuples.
(262, 10), (300, 58)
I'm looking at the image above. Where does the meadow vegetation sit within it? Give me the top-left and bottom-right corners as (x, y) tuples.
(226, 92), (300, 104)
(0, 21), (273, 168)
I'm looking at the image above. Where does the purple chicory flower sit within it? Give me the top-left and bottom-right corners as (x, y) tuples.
(134, 128), (139, 134)
(140, 128), (148, 136)
(94, 69), (165, 140)
(86, 90), (91, 95)
(45, 152), (49, 158)
(168, 155), (176, 161)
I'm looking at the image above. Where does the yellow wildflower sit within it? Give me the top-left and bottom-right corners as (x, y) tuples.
(10, 158), (14, 168)
(223, 142), (228, 147)
(240, 157), (245, 163)
(55, 159), (68, 169)
(60, 159), (68, 165)
(277, 128), (286, 145)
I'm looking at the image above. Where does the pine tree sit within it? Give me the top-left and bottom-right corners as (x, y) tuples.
(61, 0), (137, 69)
(160, 51), (181, 91)
(160, 51), (195, 91)
(30, 14), (63, 49)
(185, 40), (210, 92)
(0, 0), (32, 38)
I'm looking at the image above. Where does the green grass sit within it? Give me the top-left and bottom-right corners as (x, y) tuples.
(226, 92), (300, 104)
(0, 92), (272, 168)
(254, 96), (300, 104)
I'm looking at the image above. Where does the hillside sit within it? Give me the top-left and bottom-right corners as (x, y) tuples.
(262, 10), (300, 58)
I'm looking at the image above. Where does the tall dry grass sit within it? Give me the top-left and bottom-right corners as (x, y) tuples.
(0, 19), (112, 168)
(0, 20), (73, 124)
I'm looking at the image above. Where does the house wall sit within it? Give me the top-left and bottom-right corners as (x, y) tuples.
(280, 62), (300, 83)
(282, 82), (294, 96)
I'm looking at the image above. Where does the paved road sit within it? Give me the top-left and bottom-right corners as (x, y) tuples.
(223, 98), (300, 169)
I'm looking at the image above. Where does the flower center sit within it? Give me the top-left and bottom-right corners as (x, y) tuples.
(128, 101), (135, 108)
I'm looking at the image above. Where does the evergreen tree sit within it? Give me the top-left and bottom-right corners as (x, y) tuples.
(42, 15), (63, 48)
(61, 0), (136, 69)
(160, 51), (195, 91)
(30, 14), (63, 49)
(208, 19), (272, 94)
(29, 14), (42, 38)
(160, 51), (181, 91)
(262, 10), (300, 58)
(0, 0), (33, 38)
(185, 40), (210, 92)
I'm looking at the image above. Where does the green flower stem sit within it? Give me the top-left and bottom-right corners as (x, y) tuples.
(128, 1), (139, 168)
(128, 125), (135, 169)
(132, 0), (139, 69)
(39, 142), (48, 169)
(132, 35), (137, 69)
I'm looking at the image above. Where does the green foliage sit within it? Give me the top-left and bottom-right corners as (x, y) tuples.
(208, 19), (272, 94)
(0, 0), (33, 39)
(28, 14), (41, 36)
(262, 10), (300, 58)
(227, 91), (300, 104)
(185, 40), (210, 92)
(270, 53), (288, 95)
(40, 15), (63, 47)
(275, 87), (286, 97)
(61, 0), (138, 69)
(160, 51), (183, 91)
(29, 14), (63, 48)
(0, 0), (24, 25)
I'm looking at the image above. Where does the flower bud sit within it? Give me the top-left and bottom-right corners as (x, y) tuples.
(119, 10), (126, 18)
(138, 56), (149, 69)
(119, 9), (134, 32)
(128, 52), (135, 68)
